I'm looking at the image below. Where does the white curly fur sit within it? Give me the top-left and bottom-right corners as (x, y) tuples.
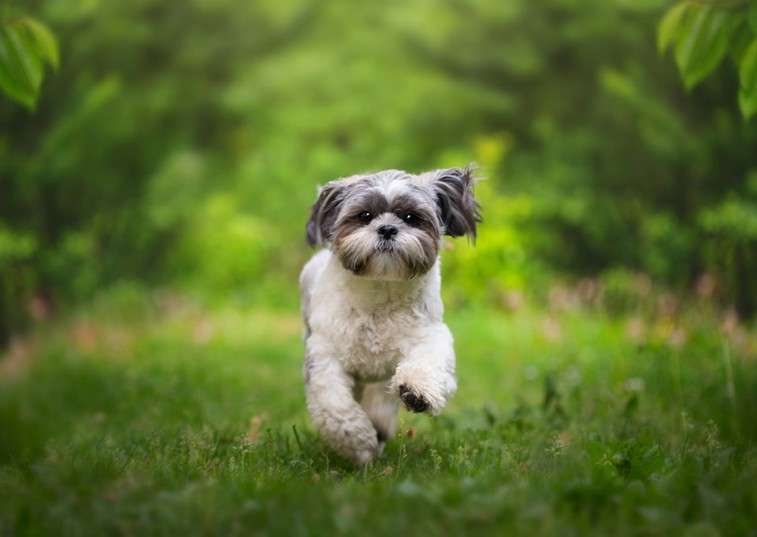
(300, 167), (479, 464)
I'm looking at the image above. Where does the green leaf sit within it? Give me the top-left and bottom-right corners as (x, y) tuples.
(740, 37), (757, 91)
(674, 5), (733, 90)
(738, 37), (757, 119)
(658, 2), (691, 54)
(0, 23), (44, 109)
(727, 18), (755, 64)
(18, 17), (59, 70)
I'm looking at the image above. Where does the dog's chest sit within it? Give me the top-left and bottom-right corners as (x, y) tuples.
(336, 308), (416, 381)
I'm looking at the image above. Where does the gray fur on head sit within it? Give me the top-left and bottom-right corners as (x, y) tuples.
(306, 165), (481, 244)
(306, 180), (349, 247)
(423, 165), (482, 242)
(304, 166), (481, 280)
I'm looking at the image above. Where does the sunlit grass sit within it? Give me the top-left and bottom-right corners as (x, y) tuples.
(1, 289), (756, 535)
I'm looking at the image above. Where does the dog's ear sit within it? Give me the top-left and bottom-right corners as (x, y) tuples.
(306, 180), (348, 247)
(425, 165), (482, 242)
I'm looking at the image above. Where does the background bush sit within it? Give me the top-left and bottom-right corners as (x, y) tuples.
(1, 0), (756, 343)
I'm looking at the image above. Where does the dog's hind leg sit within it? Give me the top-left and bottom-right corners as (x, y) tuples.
(305, 351), (381, 464)
(359, 381), (399, 448)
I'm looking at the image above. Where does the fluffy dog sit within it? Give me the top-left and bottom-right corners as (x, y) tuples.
(300, 166), (480, 464)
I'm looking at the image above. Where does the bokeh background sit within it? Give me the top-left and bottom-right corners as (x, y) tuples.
(3, 2), (757, 533)
(2, 0), (757, 339)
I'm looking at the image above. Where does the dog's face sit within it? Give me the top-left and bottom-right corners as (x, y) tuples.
(306, 167), (481, 280)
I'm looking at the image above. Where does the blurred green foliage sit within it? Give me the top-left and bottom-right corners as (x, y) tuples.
(1, 0), (757, 343)
(659, 0), (757, 118)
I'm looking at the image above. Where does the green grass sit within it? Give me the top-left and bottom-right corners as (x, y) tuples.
(1, 291), (756, 536)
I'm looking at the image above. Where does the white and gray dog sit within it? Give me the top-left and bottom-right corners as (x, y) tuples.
(300, 166), (481, 464)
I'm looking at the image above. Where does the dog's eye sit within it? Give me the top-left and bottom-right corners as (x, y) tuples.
(403, 213), (420, 225)
(358, 211), (373, 224)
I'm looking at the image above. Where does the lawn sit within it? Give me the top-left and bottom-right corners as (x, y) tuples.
(1, 286), (756, 536)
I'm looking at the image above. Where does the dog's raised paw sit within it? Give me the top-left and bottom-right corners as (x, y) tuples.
(399, 384), (429, 413)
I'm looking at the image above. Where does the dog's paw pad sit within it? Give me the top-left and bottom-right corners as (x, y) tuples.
(399, 384), (429, 413)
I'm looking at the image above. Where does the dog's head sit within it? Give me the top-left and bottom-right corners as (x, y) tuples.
(306, 166), (481, 280)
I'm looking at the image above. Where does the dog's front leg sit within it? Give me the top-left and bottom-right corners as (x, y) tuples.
(304, 347), (381, 464)
(390, 324), (457, 416)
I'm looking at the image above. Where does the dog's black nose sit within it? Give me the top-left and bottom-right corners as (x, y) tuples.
(377, 224), (398, 239)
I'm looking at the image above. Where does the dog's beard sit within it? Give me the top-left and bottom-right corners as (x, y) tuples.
(333, 226), (438, 281)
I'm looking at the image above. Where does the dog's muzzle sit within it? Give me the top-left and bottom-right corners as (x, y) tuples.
(377, 224), (398, 240)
